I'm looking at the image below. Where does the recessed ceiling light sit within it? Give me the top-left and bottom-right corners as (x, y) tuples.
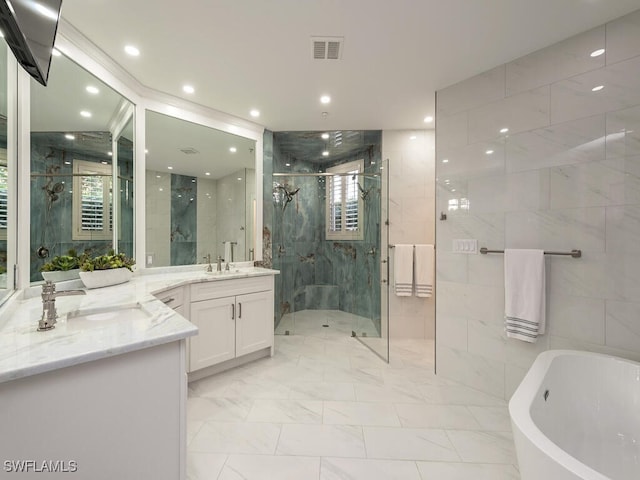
(156, 175), (161, 178)
(80, 110), (92, 118)
(182, 84), (195, 94)
(322, 150), (329, 156)
(442, 159), (449, 163)
(445, 180), (450, 184)
(485, 150), (494, 155)
(320, 95), (331, 104)
(410, 135), (417, 140)
(451, 188), (456, 192)
(145, 149), (149, 154)
(250, 109), (260, 118)
(124, 45), (140, 56)
(590, 48), (605, 57)
(65, 134), (75, 140)
(285, 163), (291, 167)
(86, 85), (99, 95)
(101, 161), (108, 165)
(191, 179), (196, 183)
(229, 147), (237, 153)
(205, 172), (211, 176)
(592, 85), (604, 92)
(64, 161), (71, 165)
(500, 127), (509, 133)
(159, 188), (163, 192)
(424, 116), (434, 123)
(168, 166), (173, 170)
(51, 48), (61, 56)
(237, 177), (243, 181)
(107, 151), (113, 156)
(321, 133), (329, 140)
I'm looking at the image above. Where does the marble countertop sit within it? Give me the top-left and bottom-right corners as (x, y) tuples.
(0, 266), (278, 384)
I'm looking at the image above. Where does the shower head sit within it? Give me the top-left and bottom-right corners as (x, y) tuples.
(52, 183), (65, 193)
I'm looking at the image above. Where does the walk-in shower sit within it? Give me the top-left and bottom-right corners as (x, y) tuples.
(270, 130), (390, 360)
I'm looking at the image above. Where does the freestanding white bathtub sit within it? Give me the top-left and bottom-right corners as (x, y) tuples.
(509, 350), (640, 480)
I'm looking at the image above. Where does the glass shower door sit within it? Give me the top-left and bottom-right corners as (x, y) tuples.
(355, 157), (389, 362)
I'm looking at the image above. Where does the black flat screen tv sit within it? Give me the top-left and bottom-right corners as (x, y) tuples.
(0, 0), (62, 86)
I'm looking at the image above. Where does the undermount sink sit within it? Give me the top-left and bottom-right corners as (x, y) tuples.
(66, 303), (151, 322)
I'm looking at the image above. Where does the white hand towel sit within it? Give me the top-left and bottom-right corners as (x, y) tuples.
(224, 241), (233, 263)
(504, 249), (546, 343)
(415, 244), (434, 298)
(394, 244), (414, 297)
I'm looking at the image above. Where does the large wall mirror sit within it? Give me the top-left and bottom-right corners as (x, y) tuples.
(145, 111), (256, 267)
(0, 40), (12, 298)
(29, 52), (134, 283)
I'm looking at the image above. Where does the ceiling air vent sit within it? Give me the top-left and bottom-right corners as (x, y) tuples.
(179, 147), (199, 155)
(312, 36), (343, 60)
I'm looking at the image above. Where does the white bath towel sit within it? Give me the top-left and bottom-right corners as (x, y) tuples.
(224, 241), (233, 263)
(415, 244), (434, 298)
(504, 249), (546, 343)
(394, 244), (414, 297)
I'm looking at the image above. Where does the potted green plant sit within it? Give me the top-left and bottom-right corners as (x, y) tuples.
(79, 250), (136, 289)
(40, 249), (86, 282)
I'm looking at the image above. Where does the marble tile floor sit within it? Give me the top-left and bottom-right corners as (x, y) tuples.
(274, 309), (381, 338)
(187, 330), (520, 479)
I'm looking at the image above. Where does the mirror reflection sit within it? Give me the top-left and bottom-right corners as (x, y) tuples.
(29, 52), (134, 283)
(0, 41), (9, 292)
(145, 111), (256, 267)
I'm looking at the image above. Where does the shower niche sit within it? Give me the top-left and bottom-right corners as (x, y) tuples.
(270, 131), (389, 359)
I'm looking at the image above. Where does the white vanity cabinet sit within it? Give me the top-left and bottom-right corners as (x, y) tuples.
(155, 285), (188, 319)
(188, 276), (274, 376)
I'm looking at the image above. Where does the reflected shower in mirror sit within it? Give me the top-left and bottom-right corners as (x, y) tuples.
(29, 52), (135, 283)
(145, 111), (256, 267)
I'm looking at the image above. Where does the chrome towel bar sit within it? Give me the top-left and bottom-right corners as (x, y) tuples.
(480, 247), (581, 258)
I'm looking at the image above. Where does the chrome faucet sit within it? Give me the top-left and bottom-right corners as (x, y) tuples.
(203, 254), (213, 272)
(217, 255), (223, 272)
(38, 281), (86, 331)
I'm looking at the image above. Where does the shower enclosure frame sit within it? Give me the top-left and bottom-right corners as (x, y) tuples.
(272, 160), (390, 362)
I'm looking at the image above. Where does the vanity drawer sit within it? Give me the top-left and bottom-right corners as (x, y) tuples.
(190, 276), (273, 303)
(155, 286), (185, 309)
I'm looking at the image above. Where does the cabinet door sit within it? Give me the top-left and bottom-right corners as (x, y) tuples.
(189, 297), (236, 371)
(235, 290), (273, 357)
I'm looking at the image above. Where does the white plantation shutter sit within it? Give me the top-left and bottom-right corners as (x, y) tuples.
(73, 160), (112, 240)
(326, 159), (364, 240)
(329, 173), (342, 232)
(0, 165), (7, 233)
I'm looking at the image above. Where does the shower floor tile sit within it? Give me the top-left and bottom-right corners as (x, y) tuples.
(275, 309), (380, 337)
(187, 325), (520, 479)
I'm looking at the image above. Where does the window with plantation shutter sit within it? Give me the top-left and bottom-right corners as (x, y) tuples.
(72, 160), (112, 240)
(326, 159), (364, 240)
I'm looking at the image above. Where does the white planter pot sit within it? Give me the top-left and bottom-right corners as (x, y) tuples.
(79, 268), (133, 289)
(41, 269), (81, 283)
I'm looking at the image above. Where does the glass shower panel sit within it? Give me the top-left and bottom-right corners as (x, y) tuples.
(356, 157), (389, 362)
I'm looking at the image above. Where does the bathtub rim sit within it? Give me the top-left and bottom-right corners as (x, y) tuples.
(508, 349), (637, 480)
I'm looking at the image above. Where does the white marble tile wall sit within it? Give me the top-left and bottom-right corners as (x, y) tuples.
(145, 170), (171, 266)
(216, 169), (247, 262)
(384, 130), (435, 339)
(435, 8), (640, 400)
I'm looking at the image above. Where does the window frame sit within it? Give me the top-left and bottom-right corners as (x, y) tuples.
(325, 159), (364, 241)
(72, 159), (113, 241)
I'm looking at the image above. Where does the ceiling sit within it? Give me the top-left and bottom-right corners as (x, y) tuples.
(57, 1), (640, 132)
